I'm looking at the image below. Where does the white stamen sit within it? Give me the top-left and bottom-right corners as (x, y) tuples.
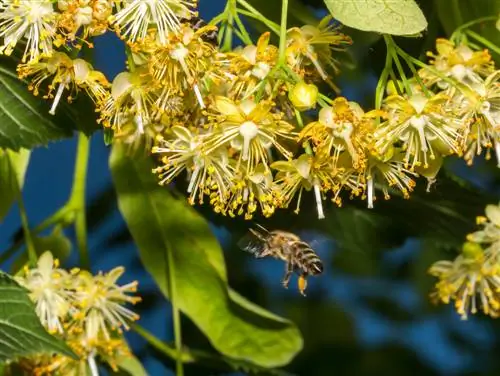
(49, 78), (69, 115)
(410, 116), (429, 152)
(88, 353), (100, 376)
(135, 114), (144, 134)
(194, 84), (205, 109)
(313, 183), (325, 219)
(239, 121), (259, 161)
(187, 164), (201, 193)
(367, 177), (374, 209)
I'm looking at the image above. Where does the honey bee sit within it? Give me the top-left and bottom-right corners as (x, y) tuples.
(238, 224), (324, 296)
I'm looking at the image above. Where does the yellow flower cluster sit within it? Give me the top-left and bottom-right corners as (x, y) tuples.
(429, 203), (500, 319)
(6, 0), (499, 220)
(15, 251), (141, 375)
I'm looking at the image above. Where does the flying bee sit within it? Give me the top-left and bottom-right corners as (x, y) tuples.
(238, 224), (324, 296)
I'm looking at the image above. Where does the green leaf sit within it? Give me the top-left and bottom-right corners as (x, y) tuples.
(110, 144), (303, 368)
(0, 59), (98, 151)
(115, 354), (148, 376)
(0, 271), (77, 362)
(324, 0), (428, 36)
(133, 324), (296, 376)
(0, 148), (30, 222)
(10, 226), (72, 274)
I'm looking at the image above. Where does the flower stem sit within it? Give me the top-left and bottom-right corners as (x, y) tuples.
(167, 248), (183, 376)
(69, 133), (90, 270)
(450, 16), (497, 42)
(132, 323), (194, 362)
(236, 9), (280, 35)
(278, 0), (289, 66)
(236, 0), (280, 35)
(10, 154), (37, 266)
(233, 12), (253, 45)
(375, 47), (393, 109)
(465, 30), (500, 56)
(222, 0), (236, 51)
(384, 36), (412, 96)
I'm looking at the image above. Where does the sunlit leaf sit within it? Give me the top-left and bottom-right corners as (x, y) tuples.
(110, 144), (303, 368)
(115, 354), (148, 376)
(0, 271), (77, 362)
(324, 0), (427, 35)
(0, 148), (30, 222)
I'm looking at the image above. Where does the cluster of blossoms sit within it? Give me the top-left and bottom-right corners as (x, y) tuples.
(3, 0), (499, 220)
(429, 203), (500, 320)
(15, 252), (141, 375)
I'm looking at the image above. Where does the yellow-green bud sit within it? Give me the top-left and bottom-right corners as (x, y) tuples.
(289, 82), (318, 111)
(462, 241), (483, 259)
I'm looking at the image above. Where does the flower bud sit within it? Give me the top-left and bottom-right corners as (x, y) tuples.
(289, 82), (318, 111)
(461, 241), (483, 260)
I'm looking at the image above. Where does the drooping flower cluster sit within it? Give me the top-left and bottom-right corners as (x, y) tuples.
(419, 39), (500, 167)
(429, 203), (500, 319)
(5, 0), (499, 221)
(15, 251), (141, 375)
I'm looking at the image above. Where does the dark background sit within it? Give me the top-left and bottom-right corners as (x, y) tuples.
(1, 0), (500, 375)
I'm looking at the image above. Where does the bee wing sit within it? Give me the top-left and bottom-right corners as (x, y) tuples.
(237, 230), (266, 256)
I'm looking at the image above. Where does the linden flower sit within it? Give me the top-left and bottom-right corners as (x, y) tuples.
(328, 152), (364, 207)
(374, 93), (465, 170)
(204, 96), (295, 172)
(224, 32), (279, 99)
(420, 38), (494, 89)
(16, 251), (72, 334)
(113, 117), (165, 153)
(456, 71), (500, 166)
(57, 0), (114, 41)
(300, 97), (368, 169)
(286, 15), (352, 88)
(17, 52), (110, 115)
(110, 0), (197, 45)
(272, 154), (336, 219)
(219, 163), (275, 219)
(467, 203), (500, 245)
(364, 147), (418, 209)
(25, 335), (131, 376)
(429, 242), (500, 320)
(73, 267), (141, 342)
(152, 126), (235, 205)
(98, 70), (156, 132)
(145, 24), (217, 108)
(0, 0), (57, 63)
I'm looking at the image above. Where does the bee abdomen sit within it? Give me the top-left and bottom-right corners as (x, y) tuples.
(297, 248), (324, 275)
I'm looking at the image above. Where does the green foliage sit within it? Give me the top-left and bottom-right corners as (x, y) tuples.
(10, 226), (72, 274)
(0, 148), (29, 222)
(324, 0), (427, 35)
(110, 144), (303, 368)
(0, 271), (76, 363)
(0, 61), (97, 151)
(436, 0), (500, 39)
(115, 354), (149, 376)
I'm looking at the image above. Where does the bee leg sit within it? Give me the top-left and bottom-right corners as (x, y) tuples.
(298, 274), (308, 297)
(281, 261), (294, 289)
(256, 248), (272, 258)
